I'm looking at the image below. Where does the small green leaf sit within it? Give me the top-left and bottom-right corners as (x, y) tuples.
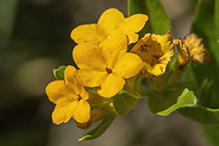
(78, 113), (116, 141)
(177, 105), (219, 126)
(53, 66), (66, 80)
(148, 88), (197, 115)
(157, 89), (197, 116)
(113, 90), (141, 116)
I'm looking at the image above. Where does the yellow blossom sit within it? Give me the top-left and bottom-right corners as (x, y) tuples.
(73, 30), (143, 98)
(173, 38), (189, 67)
(131, 30), (174, 78)
(167, 34), (210, 86)
(173, 33), (210, 68)
(70, 8), (148, 45)
(45, 65), (90, 124)
(184, 33), (210, 65)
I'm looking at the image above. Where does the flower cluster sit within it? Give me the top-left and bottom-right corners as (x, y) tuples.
(45, 8), (211, 139)
(46, 8), (148, 125)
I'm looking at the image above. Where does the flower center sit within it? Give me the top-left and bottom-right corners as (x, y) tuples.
(152, 55), (160, 64)
(78, 95), (82, 101)
(106, 67), (112, 74)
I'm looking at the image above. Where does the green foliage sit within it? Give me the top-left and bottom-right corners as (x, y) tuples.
(53, 66), (66, 80)
(175, 1), (219, 145)
(177, 106), (219, 125)
(128, 0), (171, 36)
(189, 0), (219, 108)
(78, 112), (116, 141)
(147, 88), (197, 116)
(177, 0), (219, 125)
(113, 90), (141, 116)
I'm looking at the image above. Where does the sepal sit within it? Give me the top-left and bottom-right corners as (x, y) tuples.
(113, 90), (141, 116)
(53, 66), (66, 80)
(78, 112), (116, 141)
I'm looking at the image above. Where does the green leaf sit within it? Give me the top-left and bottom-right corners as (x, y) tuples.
(128, 0), (171, 36)
(177, 105), (219, 126)
(87, 87), (98, 94)
(158, 89), (197, 116)
(78, 113), (116, 141)
(113, 90), (141, 116)
(148, 88), (197, 115)
(53, 66), (66, 80)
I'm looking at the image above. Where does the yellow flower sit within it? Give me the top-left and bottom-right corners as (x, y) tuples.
(131, 30), (174, 78)
(73, 30), (143, 98)
(45, 65), (90, 124)
(173, 34), (210, 68)
(167, 34), (211, 86)
(70, 8), (148, 45)
(173, 38), (189, 67)
(184, 33), (210, 65)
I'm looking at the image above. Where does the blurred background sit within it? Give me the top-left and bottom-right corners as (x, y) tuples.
(0, 0), (208, 145)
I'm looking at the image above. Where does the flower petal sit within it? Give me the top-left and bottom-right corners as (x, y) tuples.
(84, 34), (100, 45)
(190, 45), (211, 64)
(113, 53), (143, 79)
(119, 14), (148, 33)
(131, 31), (173, 59)
(99, 29), (128, 69)
(144, 62), (167, 76)
(184, 33), (211, 65)
(130, 33), (154, 64)
(73, 43), (107, 71)
(64, 65), (82, 95)
(97, 8), (125, 35)
(75, 69), (108, 87)
(73, 100), (91, 123)
(173, 38), (189, 65)
(151, 30), (173, 54)
(184, 33), (202, 49)
(126, 32), (139, 44)
(70, 24), (105, 44)
(80, 87), (89, 100)
(97, 74), (125, 98)
(119, 14), (148, 44)
(52, 101), (78, 125)
(45, 80), (78, 104)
